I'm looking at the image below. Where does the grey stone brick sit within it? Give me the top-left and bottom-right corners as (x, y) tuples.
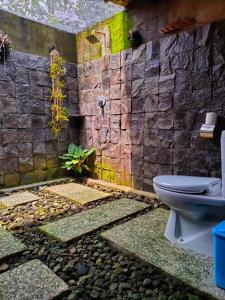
(16, 83), (30, 99)
(132, 44), (145, 64)
(0, 62), (15, 81)
(158, 112), (173, 130)
(15, 66), (29, 84)
(146, 40), (159, 61)
(2, 114), (17, 129)
(2, 129), (17, 145)
(173, 130), (191, 148)
(195, 24), (212, 48)
(3, 144), (18, 158)
(158, 93), (173, 111)
(32, 115), (45, 128)
(131, 79), (144, 97)
(17, 129), (33, 143)
(0, 80), (15, 97)
(18, 143), (33, 158)
(132, 62), (145, 80)
(158, 130), (173, 148)
(18, 114), (31, 128)
(132, 97), (144, 113)
(31, 99), (45, 115)
(33, 141), (46, 154)
(145, 59), (159, 78)
(145, 76), (159, 95)
(33, 129), (46, 142)
(19, 157), (34, 172)
(159, 74), (175, 94)
(144, 94), (158, 112)
(193, 47), (210, 70)
(34, 154), (47, 170)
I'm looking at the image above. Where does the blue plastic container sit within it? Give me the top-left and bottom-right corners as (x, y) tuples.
(213, 221), (225, 289)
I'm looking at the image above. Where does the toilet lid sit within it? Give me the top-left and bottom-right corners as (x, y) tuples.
(153, 175), (221, 194)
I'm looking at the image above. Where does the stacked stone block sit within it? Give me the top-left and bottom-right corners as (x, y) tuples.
(0, 50), (78, 187)
(78, 20), (225, 191)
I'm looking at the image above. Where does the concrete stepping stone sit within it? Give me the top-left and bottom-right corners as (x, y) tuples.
(0, 192), (38, 208)
(101, 209), (225, 300)
(0, 227), (26, 262)
(39, 198), (149, 242)
(45, 182), (111, 204)
(0, 259), (69, 300)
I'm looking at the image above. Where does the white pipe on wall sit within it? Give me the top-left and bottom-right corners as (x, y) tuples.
(221, 131), (225, 198)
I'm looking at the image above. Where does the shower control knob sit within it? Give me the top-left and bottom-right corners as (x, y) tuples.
(98, 96), (106, 108)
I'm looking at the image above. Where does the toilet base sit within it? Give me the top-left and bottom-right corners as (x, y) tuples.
(165, 210), (216, 257)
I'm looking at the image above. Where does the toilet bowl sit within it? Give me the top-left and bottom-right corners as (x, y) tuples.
(153, 175), (225, 256)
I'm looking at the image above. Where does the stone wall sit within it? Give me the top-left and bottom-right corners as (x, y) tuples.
(77, 20), (225, 190)
(0, 50), (78, 187)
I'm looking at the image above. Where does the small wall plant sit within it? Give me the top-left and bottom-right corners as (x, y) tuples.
(49, 46), (68, 136)
(0, 30), (11, 64)
(60, 143), (95, 175)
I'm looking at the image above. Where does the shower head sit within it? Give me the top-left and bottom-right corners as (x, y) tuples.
(85, 30), (106, 44)
(85, 33), (100, 44)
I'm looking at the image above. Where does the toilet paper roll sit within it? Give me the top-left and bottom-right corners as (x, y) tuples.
(205, 112), (218, 125)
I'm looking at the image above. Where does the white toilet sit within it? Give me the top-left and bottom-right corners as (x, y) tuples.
(153, 131), (225, 257)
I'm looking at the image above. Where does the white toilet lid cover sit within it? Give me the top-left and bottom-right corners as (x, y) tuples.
(153, 175), (221, 193)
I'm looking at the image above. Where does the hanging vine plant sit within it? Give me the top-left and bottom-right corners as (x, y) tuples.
(0, 30), (11, 64)
(49, 46), (69, 136)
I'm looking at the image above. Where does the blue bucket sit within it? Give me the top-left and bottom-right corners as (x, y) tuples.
(213, 221), (225, 289)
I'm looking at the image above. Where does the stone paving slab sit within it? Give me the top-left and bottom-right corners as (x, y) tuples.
(39, 198), (149, 242)
(45, 182), (111, 204)
(0, 192), (38, 208)
(101, 209), (225, 300)
(0, 227), (26, 262)
(0, 259), (69, 300)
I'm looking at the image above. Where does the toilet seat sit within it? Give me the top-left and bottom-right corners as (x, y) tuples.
(153, 175), (221, 194)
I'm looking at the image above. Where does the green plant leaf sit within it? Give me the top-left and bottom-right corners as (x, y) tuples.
(59, 144), (96, 175)
(72, 159), (80, 164)
(65, 161), (74, 167)
(77, 166), (83, 173)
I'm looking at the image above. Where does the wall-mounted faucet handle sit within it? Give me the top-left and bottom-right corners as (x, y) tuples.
(98, 95), (106, 108)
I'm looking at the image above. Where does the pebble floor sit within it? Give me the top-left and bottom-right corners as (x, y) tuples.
(0, 179), (209, 300)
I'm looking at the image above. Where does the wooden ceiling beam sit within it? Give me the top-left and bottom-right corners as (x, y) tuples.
(106, 0), (130, 7)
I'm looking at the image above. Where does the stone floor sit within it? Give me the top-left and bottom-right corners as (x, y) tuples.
(101, 208), (225, 300)
(0, 179), (210, 299)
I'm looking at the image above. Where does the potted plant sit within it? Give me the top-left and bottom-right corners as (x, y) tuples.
(0, 31), (11, 64)
(60, 143), (95, 176)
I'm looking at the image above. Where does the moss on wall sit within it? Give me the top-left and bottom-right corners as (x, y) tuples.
(76, 11), (132, 64)
(92, 160), (132, 187)
(109, 11), (132, 54)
